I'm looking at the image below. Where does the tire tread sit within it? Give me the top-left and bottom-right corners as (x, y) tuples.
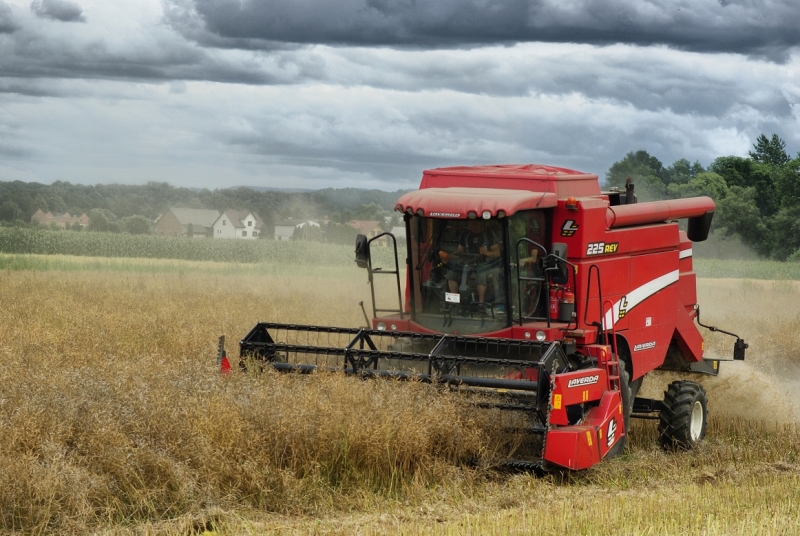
(658, 380), (708, 450)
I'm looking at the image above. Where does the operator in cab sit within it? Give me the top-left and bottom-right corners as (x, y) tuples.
(438, 219), (503, 305)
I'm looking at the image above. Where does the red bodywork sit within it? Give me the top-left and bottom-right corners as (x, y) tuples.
(374, 164), (712, 470)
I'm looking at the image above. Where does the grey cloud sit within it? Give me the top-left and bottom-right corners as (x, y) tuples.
(0, 26), (278, 87)
(315, 45), (796, 122)
(161, 0), (535, 48)
(198, 82), (797, 188)
(0, 5), (331, 89)
(164, 0), (800, 58)
(31, 0), (86, 22)
(0, 1), (21, 33)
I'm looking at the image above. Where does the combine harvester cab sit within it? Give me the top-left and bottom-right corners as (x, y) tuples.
(234, 165), (747, 471)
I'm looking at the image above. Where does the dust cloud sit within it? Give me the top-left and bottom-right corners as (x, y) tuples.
(641, 278), (800, 424)
(705, 361), (800, 423)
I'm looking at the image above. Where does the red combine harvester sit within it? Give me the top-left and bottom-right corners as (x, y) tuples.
(231, 165), (746, 471)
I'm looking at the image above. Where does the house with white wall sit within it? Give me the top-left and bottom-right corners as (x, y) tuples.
(212, 210), (264, 239)
(273, 219), (320, 240)
(156, 208), (220, 237)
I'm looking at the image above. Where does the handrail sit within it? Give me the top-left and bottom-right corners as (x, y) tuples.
(366, 232), (404, 320)
(602, 298), (619, 358)
(584, 264), (604, 335)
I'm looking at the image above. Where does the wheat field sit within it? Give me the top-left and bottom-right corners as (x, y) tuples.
(1, 254), (800, 535)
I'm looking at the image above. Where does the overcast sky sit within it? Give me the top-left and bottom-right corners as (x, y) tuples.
(1, 0), (798, 191)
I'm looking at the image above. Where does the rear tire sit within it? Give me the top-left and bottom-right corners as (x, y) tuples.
(606, 359), (632, 458)
(659, 380), (708, 450)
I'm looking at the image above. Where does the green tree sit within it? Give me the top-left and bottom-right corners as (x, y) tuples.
(120, 215), (153, 235)
(749, 133), (790, 167)
(0, 200), (20, 222)
(667, 172), (730, 200)
(605, 150), (667, 199)
(664, 158), (704, 186)
(709, 156), (752, 189)
(710, 154), (778, 217)
(355, 202), (387, 221)
(292, 223), (322, 242)
(767, 205), (800, 260)
(87, 209), (110, 232)
(716, 186), (770, 256)
(48, 195), (67, 215)
(325, 222), (359, 245)
(773, 156), (800, 208)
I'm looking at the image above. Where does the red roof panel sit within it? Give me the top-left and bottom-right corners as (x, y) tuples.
(419, 164), (600, 198)
(395, 187), (557, 219)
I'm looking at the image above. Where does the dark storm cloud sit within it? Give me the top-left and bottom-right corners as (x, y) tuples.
(0, 26), (306, 88)
(164, 0), (800, 58)
(0, 1), (21, 33)
(164, 0), (529, 48)
(31, 0), (85, 22)
(0, 0), (328, 90)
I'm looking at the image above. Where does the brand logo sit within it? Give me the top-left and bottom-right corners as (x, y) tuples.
(429, 212), (461, 218)
(561, 220), (579, 237)
(607, 418), (617, 447)
(633, 341), (656, 352)
(618, 296), (629, 319)
(567, 374), (599, 388)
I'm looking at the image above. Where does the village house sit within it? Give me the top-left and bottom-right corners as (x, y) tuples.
(31, 209), (89, 228)
(390, 226), (406, 241)
(273, 219), (320, 241)
(211, 209), (264, 239)
(347, 219), (394, 245)
(155, 208), (220, 238)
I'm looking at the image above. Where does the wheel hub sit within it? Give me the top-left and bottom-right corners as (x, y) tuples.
(690, 400), (703, 441)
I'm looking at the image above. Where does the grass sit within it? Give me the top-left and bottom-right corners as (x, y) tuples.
(2, 256), (800, 534)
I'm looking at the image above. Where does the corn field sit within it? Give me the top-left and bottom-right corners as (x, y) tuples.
(0, 228), (398, 266)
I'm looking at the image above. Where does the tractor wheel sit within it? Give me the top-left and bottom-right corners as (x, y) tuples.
(629, 374), (643, 400)
(606, 359), (632, 458)
(658, 381), (708, 450)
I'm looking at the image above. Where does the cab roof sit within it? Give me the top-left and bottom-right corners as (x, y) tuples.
(395, 187), (558, 219)
(419, 164), (600, 199)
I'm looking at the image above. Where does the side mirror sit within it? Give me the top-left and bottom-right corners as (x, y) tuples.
(355, 234), (370, 269)
(549, 242), (569, 284)
(551, 242), (567, 259)
(733, 338), (747, 361)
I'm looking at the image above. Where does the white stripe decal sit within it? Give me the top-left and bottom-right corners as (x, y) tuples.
(679, 248), (693, 259)
(603, 270), (679, 329)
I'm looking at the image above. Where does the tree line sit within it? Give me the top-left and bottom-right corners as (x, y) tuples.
(1, 132), (797, 258)
(0, 180), (406, 238)
(605, 133), (800, 260)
